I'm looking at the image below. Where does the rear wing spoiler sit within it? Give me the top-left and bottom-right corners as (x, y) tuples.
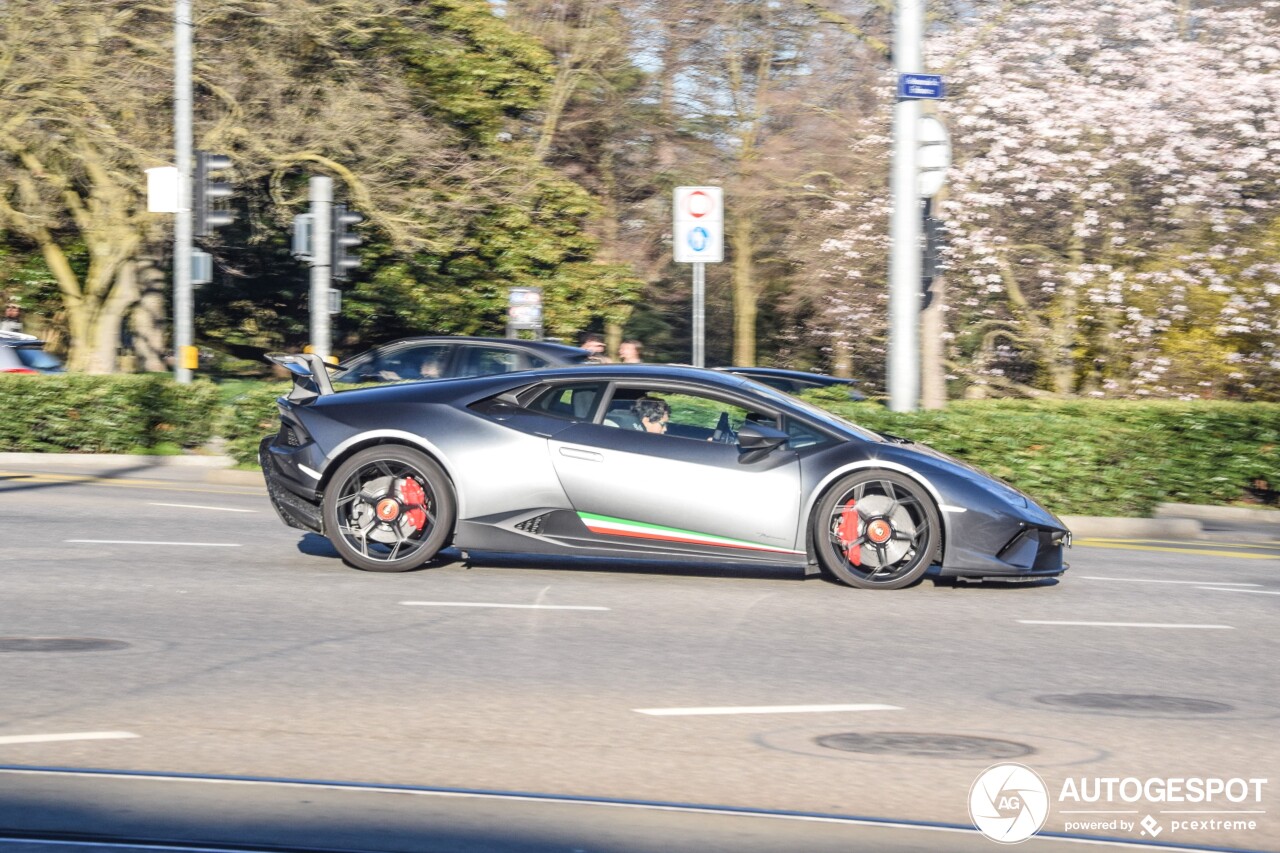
(265, 352), (336, 402)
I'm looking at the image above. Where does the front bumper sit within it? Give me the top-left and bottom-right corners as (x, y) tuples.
(937, 521), (1070, 579)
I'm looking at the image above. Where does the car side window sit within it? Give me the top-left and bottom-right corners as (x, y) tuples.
(527, 383), (605, 421)
(367, 345), (451, 381)
(603, 388), (777, 442)
(458, 346), (541, 377)
(785, 417), (831, 450)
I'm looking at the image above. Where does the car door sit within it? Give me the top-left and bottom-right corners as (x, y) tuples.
(547, 384), (806, 561)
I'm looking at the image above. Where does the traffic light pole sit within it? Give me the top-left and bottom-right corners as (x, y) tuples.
(888, 0), (924, 412)
(309, 176), (333, 361)
(173, 0), (194, 384)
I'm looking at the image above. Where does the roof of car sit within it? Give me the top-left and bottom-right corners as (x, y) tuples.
(717, 366), (853, 384)
(354, 336), (589, 358)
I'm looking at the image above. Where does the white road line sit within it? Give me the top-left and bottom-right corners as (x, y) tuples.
(1017, 620), (1234, 629)
(634, 704), (901, 716)
(149, 502), (258, 513)
(65, 539), (241, 547)
(0, 731), (138, 746)
(1078, 576), (1260, 587)
(401, 601), (610, 611)
(1197, 587), (1280, 596)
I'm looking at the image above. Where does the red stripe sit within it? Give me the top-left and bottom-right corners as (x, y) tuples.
(582, 523), (782, 553)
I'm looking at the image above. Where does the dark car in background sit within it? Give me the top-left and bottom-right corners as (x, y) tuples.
(0, 330), (64, 374)
(330, 336), (591, 384)
(717, 366), (866, 400)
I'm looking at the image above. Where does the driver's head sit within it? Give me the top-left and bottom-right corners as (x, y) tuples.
(633, 397), (670, 433)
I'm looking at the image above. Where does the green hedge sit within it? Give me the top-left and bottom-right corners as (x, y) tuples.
(224, 384), (290, 466)
(0, 374), (222, 453)
(804, 390), (1280, 517)
(4, 375), (1278, 518)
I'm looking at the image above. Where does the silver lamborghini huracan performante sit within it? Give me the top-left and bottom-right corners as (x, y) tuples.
(260, 356), (1069, 589)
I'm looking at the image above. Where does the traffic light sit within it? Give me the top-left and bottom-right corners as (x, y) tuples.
(332, 203), (364, 279)
(194, 150), (234, 238)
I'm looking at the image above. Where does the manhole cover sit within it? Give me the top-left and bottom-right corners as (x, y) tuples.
(0, 638), (132, 653)
(814, 732), (1035, 760)
(1035, 693), (1234, 715)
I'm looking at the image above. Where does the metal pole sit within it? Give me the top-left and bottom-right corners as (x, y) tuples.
(692, 262), (706, 367)
(888, 0), (924, 412)
(173, 0), (193, 383)
(309, 176), (333, 361)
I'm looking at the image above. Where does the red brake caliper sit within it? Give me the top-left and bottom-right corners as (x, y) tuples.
(835, 499), (862, 566)
(398, 477), (429, 532)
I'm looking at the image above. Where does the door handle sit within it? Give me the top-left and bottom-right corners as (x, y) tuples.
(559, 447), (603, 462)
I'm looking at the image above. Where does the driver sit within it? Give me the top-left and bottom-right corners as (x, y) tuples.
(632, 397), (670, 434)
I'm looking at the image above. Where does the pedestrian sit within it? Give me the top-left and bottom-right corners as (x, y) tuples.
(618, 339), (644, 363)
(579, 332), (612, 363)
(1, 302), (22, 334)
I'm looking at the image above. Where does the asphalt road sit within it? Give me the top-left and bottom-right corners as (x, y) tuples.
(1, 465), (1277, 852)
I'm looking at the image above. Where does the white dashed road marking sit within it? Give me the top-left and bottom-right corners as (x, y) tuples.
(1078, 576), (1260, 586)
(65, 540), (241, 547)
(149, 502), (258, 513)
(0, 731), (138, 746)
(633, 704), (901, 716)
(401, 601), (610, 611)
(1017, 620), (1234, 629)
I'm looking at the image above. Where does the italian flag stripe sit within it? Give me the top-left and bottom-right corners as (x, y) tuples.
(578, 512), (802, 555)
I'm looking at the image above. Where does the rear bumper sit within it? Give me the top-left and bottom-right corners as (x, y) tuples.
(259, 435), (323, 533)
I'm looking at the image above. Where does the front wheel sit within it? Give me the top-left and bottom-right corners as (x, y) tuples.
(322, 446), (455, 573)
(813, 470), (940, 589)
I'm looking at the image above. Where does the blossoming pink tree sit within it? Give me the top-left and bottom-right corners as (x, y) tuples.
(807, 0), (1280, 399)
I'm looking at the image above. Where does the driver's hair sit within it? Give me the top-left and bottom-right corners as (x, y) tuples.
(632, 396), (669, 424)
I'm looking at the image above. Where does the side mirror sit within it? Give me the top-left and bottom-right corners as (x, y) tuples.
(737, 421), (789, 454)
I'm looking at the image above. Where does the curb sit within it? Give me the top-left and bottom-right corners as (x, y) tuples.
(1060, 515), (1202, 540)
(0, 451), (233, 468)
(1154, 502), (1280, 527)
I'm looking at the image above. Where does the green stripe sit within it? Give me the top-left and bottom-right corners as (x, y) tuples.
(578, 512), (786, 550)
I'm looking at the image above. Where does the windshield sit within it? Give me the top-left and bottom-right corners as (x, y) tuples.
(735, 375), (883, 442)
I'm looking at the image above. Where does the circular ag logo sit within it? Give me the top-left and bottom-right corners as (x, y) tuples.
(969, 763), (1050, 844)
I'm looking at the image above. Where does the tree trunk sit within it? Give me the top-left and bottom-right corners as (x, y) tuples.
(831, 336), (853, 379)
(131, 257), (169, 373)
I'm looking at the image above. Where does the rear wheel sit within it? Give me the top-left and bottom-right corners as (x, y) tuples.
(813, 470), (940, 589)
(322, 446), (455, 573)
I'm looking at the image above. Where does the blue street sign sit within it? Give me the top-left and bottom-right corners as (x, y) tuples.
(898, 73), (944, 100)
(687, 227), (710, 253)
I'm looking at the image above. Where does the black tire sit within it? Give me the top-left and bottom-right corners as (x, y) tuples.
(321, 445), (455, 573)
(813, 470), (940, 590)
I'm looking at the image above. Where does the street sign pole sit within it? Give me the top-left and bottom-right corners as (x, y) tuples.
(888, 0), (925, 412)
(673, 187), (723, 369)
(173, 0), (193, 383)
(692, 262), (706, 368)
(309, 176), (333, 361)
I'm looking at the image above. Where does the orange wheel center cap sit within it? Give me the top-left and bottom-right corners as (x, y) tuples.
(375, 498), (401, 522)
(867, 519), (892, 545)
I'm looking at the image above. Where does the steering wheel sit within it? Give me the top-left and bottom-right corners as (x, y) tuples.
(711, 411), (736, 444)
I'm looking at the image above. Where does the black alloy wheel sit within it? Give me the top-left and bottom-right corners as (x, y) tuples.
(813, 470), (940, 589)
(322, 446), (455, 573)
